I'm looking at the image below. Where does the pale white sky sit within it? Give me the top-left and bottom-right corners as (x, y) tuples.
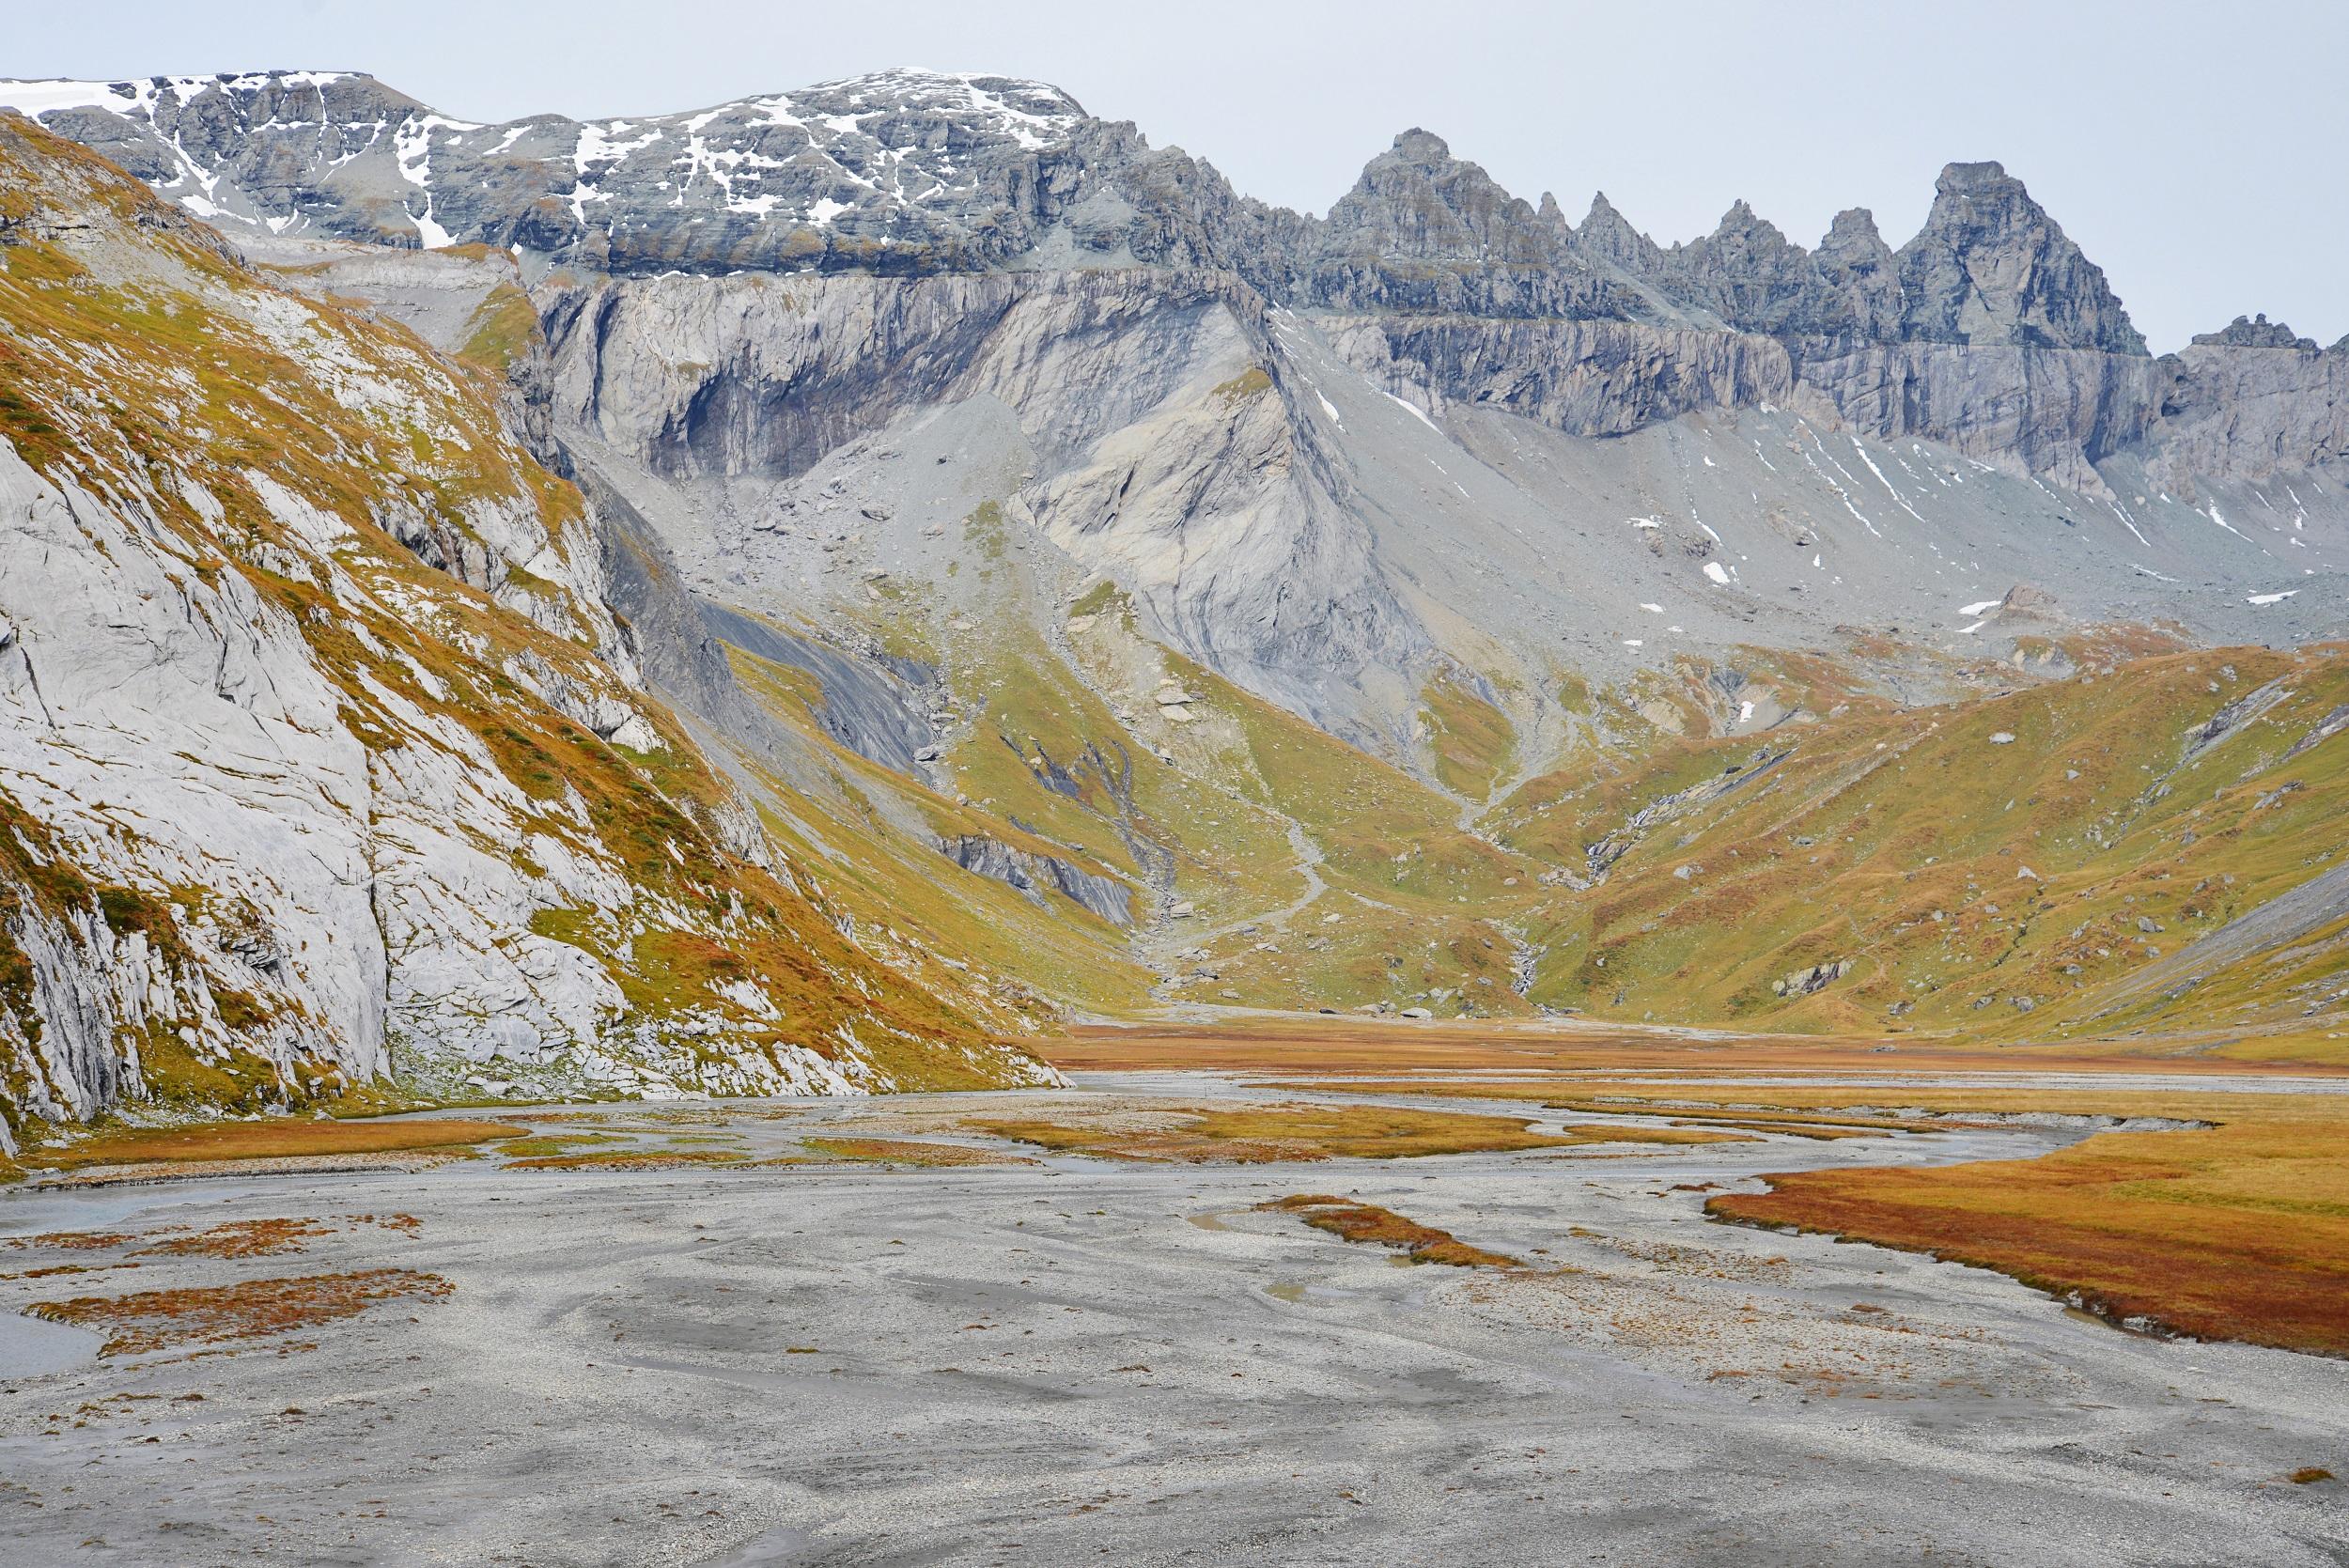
(10, 0), (2343, 351)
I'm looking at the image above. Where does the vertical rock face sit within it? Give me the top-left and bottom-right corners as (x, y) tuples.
(1789, 342), (2162, 490)
(2153, 337), (2349, 483)
(1892, 161), (2147, 353)
(0, 442), (388, 1137)
(1324, 316), (1796, 437)
(536, 267), (1432, 735)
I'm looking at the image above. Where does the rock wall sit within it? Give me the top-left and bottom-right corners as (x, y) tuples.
(1324, 316), (1797, 437)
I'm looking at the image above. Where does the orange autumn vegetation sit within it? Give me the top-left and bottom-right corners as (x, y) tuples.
(31, 1269), (453, 1356)
(21, 1118), (520, 1172)
(1699, 1089), (2349, 1357)
(1044, 1018), (2349, 1079)
(1260, 1195), (1518, 1267)
(970, 1103), (1580, 1163)
(133, 1219), (334, 1259)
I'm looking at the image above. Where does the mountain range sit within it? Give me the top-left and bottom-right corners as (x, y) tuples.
(2, 68), (2346, 1146)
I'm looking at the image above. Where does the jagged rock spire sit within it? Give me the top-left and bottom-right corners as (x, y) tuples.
(2191, 313), (2318, 350)
(1893, 160), (2147, 354)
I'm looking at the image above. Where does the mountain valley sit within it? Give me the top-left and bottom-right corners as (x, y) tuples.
(0, 51), (2346, 1565)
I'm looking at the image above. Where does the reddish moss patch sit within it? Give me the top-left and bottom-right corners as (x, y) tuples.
(133, 1219), (333, 1259)
(972, 1103), (1579, 1163)
(1706, 1099), (2349, 1357)
(31, 1268), (454, 1356)
(1259, 1194), (1518, 1268)
(5, 1231), (135, 1251)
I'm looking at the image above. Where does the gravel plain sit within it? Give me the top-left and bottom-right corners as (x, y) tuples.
(2, 1071), (2344, 1566)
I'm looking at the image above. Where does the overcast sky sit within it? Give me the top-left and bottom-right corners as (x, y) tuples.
(11, 0), (2342, 351)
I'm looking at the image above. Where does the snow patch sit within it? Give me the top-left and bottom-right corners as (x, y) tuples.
(1379, 389), (1439, 431)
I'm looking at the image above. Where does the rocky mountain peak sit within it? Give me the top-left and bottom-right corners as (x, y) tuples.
(1896, 159), (2147, 353)
(2191, 312), (2319, 350)
(1309, 124), (1631, 317)
(1657, 194), (1848, 338)
(1711, 198), (1773, 239)
(1936, 158), (2015, 192)
(1819, 206), (1889, 256)
(1387, 127), (1454, 166)
(1690, 198), (1798, 258)
(1803, 206), (1902, 341)
(1574, 190), (1664, 272)
(1325, 128), (1560, 266)
(800, 66), (1088, 124)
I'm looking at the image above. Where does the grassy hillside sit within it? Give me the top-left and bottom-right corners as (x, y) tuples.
(1485, 644), (2349, 1056)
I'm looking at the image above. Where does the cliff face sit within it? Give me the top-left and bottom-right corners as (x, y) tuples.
(0, 116), (1052, 1144)
(2152, 338), (2349, 485)
(534, 266), (1430, 736)
(1324, 315), (1797, 438)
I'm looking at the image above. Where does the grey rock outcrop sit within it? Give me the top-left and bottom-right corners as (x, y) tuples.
(942, 836), (1134, 926)
(1326, 315), (1795, 437)
(2192, 313), (2318, 350)
(2151, 337), (2349, 484)
(1304, 131), (1634, 320)
(1891, 161), (2146, 353)
(1773, 958), (1853, 997)
(696, 599), (934, 773)
(1791, 341), (2161, 490)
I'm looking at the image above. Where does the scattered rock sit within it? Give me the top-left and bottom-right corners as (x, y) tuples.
(1772, 958), (1853, 997)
